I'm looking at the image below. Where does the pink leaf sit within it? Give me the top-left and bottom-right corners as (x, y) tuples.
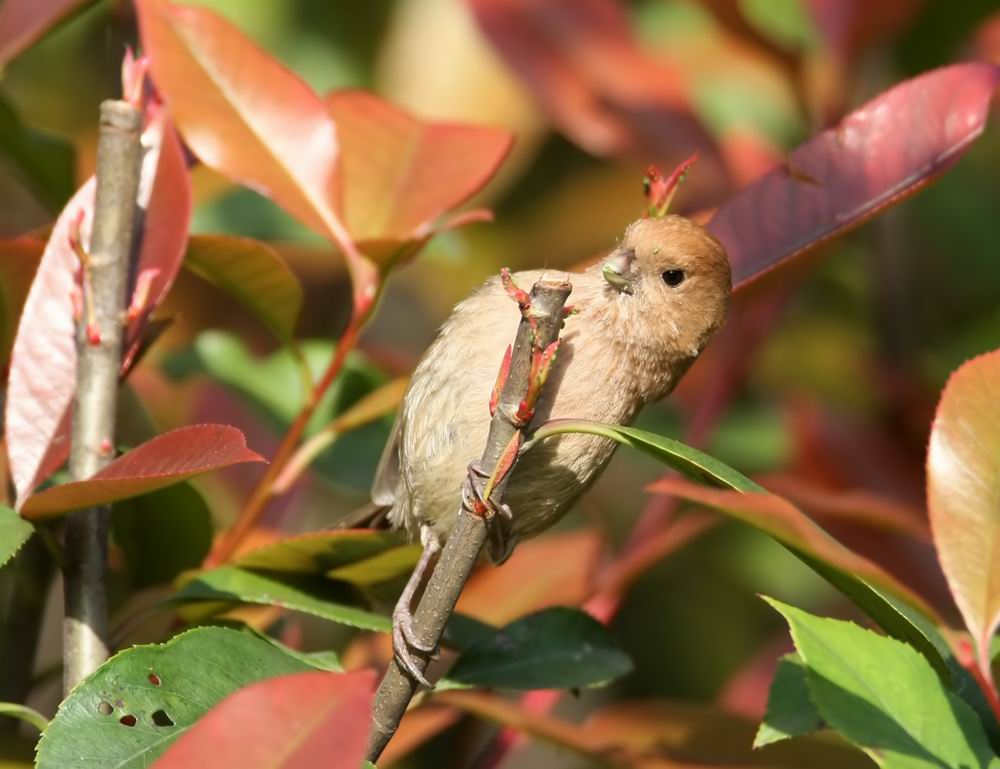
(150, 670), (374, 769)
(20, 425), (264, 519)
(708, 62), (1000, 287)
(0, 0), (87, 67)
(927, 349), (1000, 672)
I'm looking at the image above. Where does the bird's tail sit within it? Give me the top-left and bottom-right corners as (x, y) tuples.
(330, 501), (393, 530)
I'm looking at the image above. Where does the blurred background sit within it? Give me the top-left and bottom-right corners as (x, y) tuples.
(2, 0), (1000, 766)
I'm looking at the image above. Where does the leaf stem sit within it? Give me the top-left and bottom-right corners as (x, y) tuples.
(63, 100), (142, 692)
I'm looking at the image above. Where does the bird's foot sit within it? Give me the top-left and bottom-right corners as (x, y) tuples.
(462, 461), (513, 520)
(391, 525), (441, 688)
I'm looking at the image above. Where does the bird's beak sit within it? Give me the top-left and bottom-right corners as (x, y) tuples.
(602, 248), (635, 294)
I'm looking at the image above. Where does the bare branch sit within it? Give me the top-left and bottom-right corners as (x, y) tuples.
(63, 100), (142, 692)
(366, 275), (573, 761)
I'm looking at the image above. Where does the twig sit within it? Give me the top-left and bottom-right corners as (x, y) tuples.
(365, 275), (573, 762)
(63, 100), (142, 692)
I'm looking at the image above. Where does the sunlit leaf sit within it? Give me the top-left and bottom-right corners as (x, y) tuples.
(183, 234), (303, 344)
(447, 607), (632, 690)
(767, 598), (1000, 769)
(0, 506), (32, 570)
(326, 90), (510, 253)
(35, 627), (313, 769)
(709, 63), (1000, 287)
(928, 349), (1000, 668)
(176, 565), (390, 632)
(20, 425), (264, 519)
(150, 671), (373, 769)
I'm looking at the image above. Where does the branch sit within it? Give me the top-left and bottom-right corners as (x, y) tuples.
(63, 100), (142, 692)
(365, 274), (573, 762)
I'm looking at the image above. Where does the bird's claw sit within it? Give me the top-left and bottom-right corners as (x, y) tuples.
(462, 461), (512, 520)
(392, 606), (435, 687)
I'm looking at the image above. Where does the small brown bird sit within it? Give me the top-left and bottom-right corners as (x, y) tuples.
(372, 215), (731, 682)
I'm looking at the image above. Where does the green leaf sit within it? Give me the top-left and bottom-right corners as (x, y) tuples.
(766, 598), (1000, 769)
(111, 483), (212, 588)
(183, 234), (303, 344)
(0, 96), (74, 213)
(755, 654), (823, 747)
(36, 627), (312, 769)
(240, 627), (342, 672)
(446, 607), (633, 690)
(0, 505), (33, 570)
(0, 702), (47, 732)
(532, 421), (950, 683)
(176, 565), (391, 632)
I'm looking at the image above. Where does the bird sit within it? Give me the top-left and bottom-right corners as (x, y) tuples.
(368, 214), (731, 684)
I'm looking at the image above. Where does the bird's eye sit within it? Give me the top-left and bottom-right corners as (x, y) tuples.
(662, 269), (685, 287)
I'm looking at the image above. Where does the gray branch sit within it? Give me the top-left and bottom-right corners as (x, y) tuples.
(366, 276), (573, 761)
(63, 100), (142, 692)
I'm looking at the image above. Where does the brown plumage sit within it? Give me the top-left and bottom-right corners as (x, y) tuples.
(374, 215), (730, 684)
(374, 215), (730, 550)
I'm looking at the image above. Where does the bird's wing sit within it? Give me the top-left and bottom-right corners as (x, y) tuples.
(371, 411), (402, 507)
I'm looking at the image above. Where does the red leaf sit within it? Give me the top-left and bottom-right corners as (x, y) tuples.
(20, 425), (264, 519)
(5, 179), (93, 506)
(927, 349), (1000, 670)
(135, 0), (358, 279)
(326, 90), (511, 246)
(709, 63), (1000, 287)
(150, 670), (374, 769)
(5, 110), (192, 505)
(0, 237), (43, 368)
(0, 0), (87, 67)
(467, 0), (709, 157)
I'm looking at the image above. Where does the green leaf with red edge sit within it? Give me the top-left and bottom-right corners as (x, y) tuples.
(183, 234), (303, 344)
(19, 425), (264, 519)
(928, 349), (1000, 671)
(134, 0), (361, 283)
(709, 62), (1000, 288)
(4, 107), (191, 507)
(325, 89), (511, 248)
(526, 420), (948, 679)
(467, 0), (710, 158)
(0, 0), (89, 67)
(35, 626), (316, 769)
(150, 670), (373, 769)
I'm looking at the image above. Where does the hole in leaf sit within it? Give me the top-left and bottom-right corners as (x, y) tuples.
(119, 714), (137, 727)
(148, 672), (161, 686)
(151, 709), (174, 727)
(97, 702), (113, 716)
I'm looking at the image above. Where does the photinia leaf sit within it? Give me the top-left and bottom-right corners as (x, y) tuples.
(183, 234), (303, 344)
(767, 598), (1000, 769)
(5, 107), (191, 506)
(20, 425), (264, 519)
(709, 62), (1000, 287)
(456, 529), (602, 625)
(175, 565), (391, 632)
(0, 0), (89, 67)
(0, 506), (33, 570)
(446, 607), (633, 690)
(326, 90), (511, 253)
(528, 420), (947, 678)
(754, 653), (823, 748)
(111, 482), (212, 588)
(0, 236), (42, 368)
(149, 670), (373, 769)
(134, 0), (360, 286)
(0, 702), (48, 733)
(35, 627), (314, 769)
(927, 349), (1000, 671)
(467, 0), (709, 157)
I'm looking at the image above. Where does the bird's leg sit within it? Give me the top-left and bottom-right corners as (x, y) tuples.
(391, 524), (441, 687)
